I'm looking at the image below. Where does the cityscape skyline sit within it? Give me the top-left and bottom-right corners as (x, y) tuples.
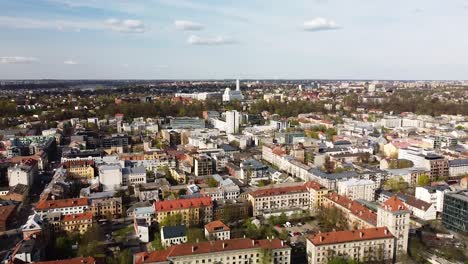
(1, 0), (468, 80)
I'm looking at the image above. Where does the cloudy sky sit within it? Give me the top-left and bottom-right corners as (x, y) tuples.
(1, 0), (467, 80)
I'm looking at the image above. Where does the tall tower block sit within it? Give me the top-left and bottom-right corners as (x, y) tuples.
(377, 196), (410, 255)
(236, 79), (240, 91)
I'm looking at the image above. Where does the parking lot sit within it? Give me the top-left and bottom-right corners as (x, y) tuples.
(274, 222), (316, 244)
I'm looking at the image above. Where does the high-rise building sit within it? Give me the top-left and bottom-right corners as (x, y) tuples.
(442, 190), (468, 233)
(225, 110), (240, 134)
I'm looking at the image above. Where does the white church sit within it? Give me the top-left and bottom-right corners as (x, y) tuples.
(222, 79), (244, 102)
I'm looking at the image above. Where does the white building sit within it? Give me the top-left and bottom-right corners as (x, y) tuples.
(7, 164), (35, 187)
(307, 227), (395, 264)
(377, 196), (410, 253)
(222, 79), (244, 102)
(415, 185), (451, 213)
(134, 206), (155, 226)
(34, 198), (89, 216)
(448, 159), (468, 178)
(225, 110), (240, 134)
(337, 178), (376, 201)
(98, 165), (122, 191)
(204, 220), (230, 240)
(161, 225), (188, 247)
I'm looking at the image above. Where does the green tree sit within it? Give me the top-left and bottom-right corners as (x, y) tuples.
(187, 228), (206, 243)
(160, 213), (183, 227)
(383, 177), (408, 192)
(107, 249), (133, 264)
(417, 174), (430, 187)
(205, 176), (219, 188)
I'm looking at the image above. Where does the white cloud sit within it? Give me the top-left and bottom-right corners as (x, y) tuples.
(0, 16), (147, 33)
(174, 20), (203, 31)
(303, 17), (340, 31)
(104, 18), (147, 33)
(187, 35), (236, 46)
(0, 56), (38, 64)
(64, 60), (79, 65)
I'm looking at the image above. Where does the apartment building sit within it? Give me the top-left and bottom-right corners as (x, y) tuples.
(323, 193), (377, 229)
(62, 160), (95, 179)
(248, 185), (309, 217)
(193, 154), (213, 177)
(62, 212), (93, 234)
(415, 185), (451, 213)
(35, 198), (89, 216)
(337, 178), (376, 201)
(304, 181), (329, 211)
(307, 227), (395, 264)
(134, 238), (291, 264)
(377, 196), (411, 253)
(448, 159), (468, 179)
(89, 196), (122, 218)
(154, 197), (213, 226)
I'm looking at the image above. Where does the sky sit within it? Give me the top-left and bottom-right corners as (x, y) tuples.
(0, 0), (468, 80)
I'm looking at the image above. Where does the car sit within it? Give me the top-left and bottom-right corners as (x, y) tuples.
(294, 232), (300, 236)
(276, 224), (282, 228)
(297, 222), (303, 227)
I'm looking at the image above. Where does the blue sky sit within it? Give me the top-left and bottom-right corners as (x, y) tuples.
(0, 0), (467, 80)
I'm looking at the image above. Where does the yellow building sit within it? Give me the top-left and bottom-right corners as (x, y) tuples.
(63, 212), (93, 234)
(90, 197), (123, 218)
(304, 181), (329, 211)
(154, 197), (213, 226)
(63, 160), (95, 179)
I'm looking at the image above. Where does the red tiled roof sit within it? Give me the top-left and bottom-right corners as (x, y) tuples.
(63, 212), (93, 222)
(35, 198), (88, 210)
(34, 257), (96, 264)
(136, 238), (288, 264)
(250, 185), (308, 198)
(382, 195), (408, 212)
(309, 227), (394, 246)
(205, 220), (230, 233)
(325, 193), (377, 225)
(154, 197), (212, 212)
(62, 160), (95, 168)
(303, 181), (326, 191)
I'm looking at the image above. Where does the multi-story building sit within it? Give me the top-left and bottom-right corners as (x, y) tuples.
(62, 212), (93, 234)
(7, 159), (38, 187)
(225, 110), (240, 134)
(248, 185), (309, 217)
(204, 220), (230, 240)
(377, 196), (410, 254)
(448, 159), (468, 179)
(134, 238), (290, 264)
(398, 147), (449, 180)
(62, 160), (95, 180)
(337, 178), (376, 201)
(98, 165), (122, 191)
(415, 185), (451, 214)
(89, 196), (122, 218)
(379, 191), (436, 221)
(323, 193), (377, 229)
(169, 117), (206, 129)
(304, 181), (328, 211)
(35, 198), (89, 217)
(154, 197), (213, 226)
(213, 199), (249, 222)
(306, 227), (395, 264)
(442, 190), (468, 233)
(122, 166), (147, 185)
(193, 154), (213, 177)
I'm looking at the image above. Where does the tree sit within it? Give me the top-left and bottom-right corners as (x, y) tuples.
(383, 177), (408, 192)
(150, 233), (164, 250)
(417, 174), (430, 187)
(205, 176), (219, 188)
(259, 248), (273, 264)
(107, 249), (132, 264)
(324, 156), (335, 174)
(187, 228), (206, 243)
(160, 213), (183, 227)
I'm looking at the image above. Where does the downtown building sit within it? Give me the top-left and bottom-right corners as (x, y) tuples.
(154, 197), (213, 226)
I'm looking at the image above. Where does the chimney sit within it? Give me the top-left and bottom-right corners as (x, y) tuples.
(281, 240), (284, 247)
(384, 229), (388, 235)
(192, 246), (195, 252)
(319, 236), (323, 242)
(359, 232), (363, 238)
(223, 242), (226, 249)
(252, 240), (255, 246)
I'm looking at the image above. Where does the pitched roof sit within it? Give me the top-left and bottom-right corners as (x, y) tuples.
(35, 198), (88, 210)
(325, 192), (377, 225)
(250, 185), (308, 198)
(0, 205), (16, 222)
(382, 195), (408, 212)
(154, 197), (212, 212)
(303, 181), (326, 191)
(309, 227), (394, 246)
(63, 212), (93, 222)
(135, 238), (288, 264)
(204, 220), (230, 233)
(161, 225), (187, 239)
